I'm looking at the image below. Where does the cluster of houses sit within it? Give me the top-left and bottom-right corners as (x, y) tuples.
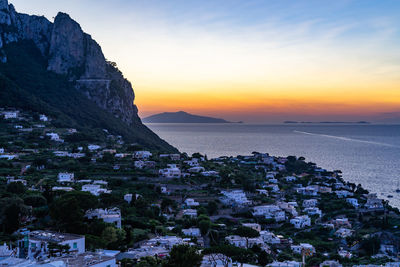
(1, 109), (399, 267)
(0, 230), (118, 267)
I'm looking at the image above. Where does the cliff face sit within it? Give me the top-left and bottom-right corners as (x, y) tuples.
(0, 0), (175, 151)
(0, 0), (140, 126)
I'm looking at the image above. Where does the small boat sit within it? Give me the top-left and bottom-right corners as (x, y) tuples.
(388, 195), (393, 198)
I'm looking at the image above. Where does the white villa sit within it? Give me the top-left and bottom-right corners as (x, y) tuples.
(82, 184), (111, 196)
(39, 114), (48, 121)
(19, 230), (85, 258)
(335, 190), (354, 198)
(220, 190), (251, 206)
(291, 243), (315, 255)
(58, 172), (74, 183)
(85, 208), (122, 228)
(252, 205), (286, 221)
(159, 165), (181, 178)
(304, 207), (322, 217)
(182, 209), (197, 218)
(260, 231), (281, 244)
(134, 151), (152, 159)
(3, 111), (18, 119)
(303, 199), (318, 208)
(185, 198), (200, 207)
(182, 228), (201, 237)
(346, 198), (359, 208)
(290, 215), (311, 229)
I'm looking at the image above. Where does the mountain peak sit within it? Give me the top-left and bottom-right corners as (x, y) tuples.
(0, 1), (176, 152)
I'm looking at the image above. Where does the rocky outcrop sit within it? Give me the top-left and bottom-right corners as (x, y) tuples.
(0, 0), (147, 128)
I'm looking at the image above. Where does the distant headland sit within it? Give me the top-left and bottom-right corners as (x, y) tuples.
(142, 111), (241, 123)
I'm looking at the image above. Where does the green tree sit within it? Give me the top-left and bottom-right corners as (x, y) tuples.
(235, 226), (260, 248)
(7, 182), (26, 195)
(136, 256), (164, 267)
(206, 201), (218, 215)
(164, 244), (202, 267)
(102, 226), (118, 245)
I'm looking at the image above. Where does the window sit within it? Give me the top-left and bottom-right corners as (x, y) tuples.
(73, 242), (77, 249)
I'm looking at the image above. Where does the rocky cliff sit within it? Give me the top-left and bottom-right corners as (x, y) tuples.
(0, 0), (176, 151)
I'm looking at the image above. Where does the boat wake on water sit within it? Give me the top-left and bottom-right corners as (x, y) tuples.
(293, 130), (400, 148)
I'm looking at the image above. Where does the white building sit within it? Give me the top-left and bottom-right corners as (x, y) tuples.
(134, 151), (152, 159)
(285, 176), (297, 182)
(52, 186), (74, 192)
(39, 114), (48, 121)
(320, 260), (342, 267)
(184, 158), (200, 167)
(20, 230), (85, 258)
(134, 160), (145, 169)
(290, 215), (311, 229)
(296, 186), (318, 196)
(124, 193), (133, 203)
(82, 184), (111, 196)
(88, 144), (101, 151)
(3, 111), (18, 119)
(225, 235), (246, 248)
(182, 228), (201, 237)
(46, 132), (63, 142)
(268, 261), (302, 267)
(201, 171), (219, 177)
(335, 228), (353, 238)
(260, 231), (281, 244)
(252, 205), (286, 221)
(182, 209), (197, 218)
(0, 154), (17, 160)
(58, 172), (74, 183)
(303, 199), (318, 208)
(291, 243), (315, 255)
(85, 208), (122, 228)
(304, 207), (322, 217)
(185, 198), (200, 207)
(54, 251), (117, 267)
(220, 190), (251, 206)
(335, 190), (354, 198)
(159, 164), (181, 178)
(365, 197), (384, 210)
(346, 198), (359, 208)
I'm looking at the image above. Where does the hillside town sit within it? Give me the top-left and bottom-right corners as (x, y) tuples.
(1, 108), (400, 267)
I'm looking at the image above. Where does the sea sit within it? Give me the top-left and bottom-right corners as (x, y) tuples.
(146, 123), (400, 207)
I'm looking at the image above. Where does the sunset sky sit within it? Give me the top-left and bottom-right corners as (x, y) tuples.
(12, 0), (400, 122)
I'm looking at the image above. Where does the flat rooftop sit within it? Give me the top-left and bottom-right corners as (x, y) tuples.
(29, 230), (83, 242)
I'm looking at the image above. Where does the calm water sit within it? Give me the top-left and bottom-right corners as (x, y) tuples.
(146, 123), (400, 207)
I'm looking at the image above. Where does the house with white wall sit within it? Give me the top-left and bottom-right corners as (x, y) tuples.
(182, 228), (201, 237)
(185, 198), (200, 207)
(303, 199), (318, 208)
(252, 205), (286, 221)
(85, 208), (122, 228)
(19, 230), (85, 259)
(58, 172), (74, 183)
(290, 215), (311, 229)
